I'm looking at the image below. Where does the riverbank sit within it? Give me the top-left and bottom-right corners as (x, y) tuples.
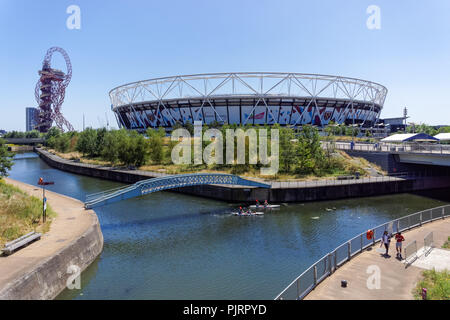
(0, 178), (103, 300)
(36, 147), (450, 203)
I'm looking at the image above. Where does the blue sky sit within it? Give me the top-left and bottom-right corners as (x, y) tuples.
(1, 0), (450, 131)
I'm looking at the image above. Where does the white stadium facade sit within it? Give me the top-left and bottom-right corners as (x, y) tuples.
(109, 72), (388, 130)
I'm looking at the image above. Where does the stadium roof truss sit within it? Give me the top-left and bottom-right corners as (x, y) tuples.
(109, 72), (388, 128)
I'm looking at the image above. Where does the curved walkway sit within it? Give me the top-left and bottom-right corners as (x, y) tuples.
(305, 218), (450, 300)
(0, 178), (103, 300)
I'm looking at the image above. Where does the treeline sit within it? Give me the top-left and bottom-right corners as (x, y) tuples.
(406, 124), (450, 136)
(45, 127), (157, 167)
(2, 130), (41, 139)
(44, 124), (358, 177)
(324, 122), (366, 137)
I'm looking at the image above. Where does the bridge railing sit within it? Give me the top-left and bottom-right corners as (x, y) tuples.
(267, 171), (432, 189)
(85, 173), (270, 208)
(85, 184), (136, 203)
(329, 141), (450, 155)
(274, 204), (450, 300)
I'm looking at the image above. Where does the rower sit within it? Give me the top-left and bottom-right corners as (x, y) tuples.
(256, 199), (260, 208)
(264, 200), (268, 208)
(238, 207), (243, 215)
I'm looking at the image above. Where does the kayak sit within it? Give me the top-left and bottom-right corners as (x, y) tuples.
(232, 212), (264, 216)
(249, 204), (280, 209)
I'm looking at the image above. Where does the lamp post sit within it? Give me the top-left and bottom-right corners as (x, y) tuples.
(38, 177), (54, 223)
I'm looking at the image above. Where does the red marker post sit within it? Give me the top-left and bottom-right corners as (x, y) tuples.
(422, 288), (427, 300)
(38, 178), (54, 223)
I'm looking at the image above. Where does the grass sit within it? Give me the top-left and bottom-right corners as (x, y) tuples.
(0, 179), (56, 248)
(413, 269), (450, 300)
(443, 237), (450, 249)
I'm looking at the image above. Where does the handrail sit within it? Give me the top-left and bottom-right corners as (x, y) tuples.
(274, 204), (450, 300)
(328, 141), (450, 155)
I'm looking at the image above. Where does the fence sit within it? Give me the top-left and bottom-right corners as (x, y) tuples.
(404, 240), (418, 266)
(424, 231), (434, 256)
(274, 204), (450, 300)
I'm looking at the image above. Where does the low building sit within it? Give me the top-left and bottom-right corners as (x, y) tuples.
(381, 133), (439, 143)
(379, 116), (408, 133)
(434, 133), (450, 143)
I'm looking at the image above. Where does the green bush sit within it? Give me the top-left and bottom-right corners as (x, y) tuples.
(76, 127), (99, 157)
(414, 269), (449, 300)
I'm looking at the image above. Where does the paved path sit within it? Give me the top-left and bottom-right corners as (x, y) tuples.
(305, 218), (450, 300)
(0, 178), (96, 292)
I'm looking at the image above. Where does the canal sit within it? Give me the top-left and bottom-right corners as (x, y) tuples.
(8, 153), (450, 299)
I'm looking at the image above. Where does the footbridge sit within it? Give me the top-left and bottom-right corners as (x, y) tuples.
(84, 173), (271, 209)
(331, 142), (450, 167)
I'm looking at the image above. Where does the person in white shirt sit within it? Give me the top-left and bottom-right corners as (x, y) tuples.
(380, 231), (391, 256)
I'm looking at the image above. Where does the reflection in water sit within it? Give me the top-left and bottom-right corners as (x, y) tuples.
(8, 153), (450, 299)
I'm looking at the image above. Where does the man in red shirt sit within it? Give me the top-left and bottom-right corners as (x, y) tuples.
(395, 232), (405, 259)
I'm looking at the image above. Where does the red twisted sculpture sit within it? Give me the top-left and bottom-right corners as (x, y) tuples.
(34, 47), (74, 132)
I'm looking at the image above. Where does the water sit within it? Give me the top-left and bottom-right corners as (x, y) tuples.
(8, 153), (450, 299)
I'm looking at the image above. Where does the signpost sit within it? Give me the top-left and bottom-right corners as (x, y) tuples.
(38, 178), (54, 223)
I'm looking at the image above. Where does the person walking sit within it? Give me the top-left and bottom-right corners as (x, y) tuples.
(394, 232), (405, 259)
(381, 231), (391, 257)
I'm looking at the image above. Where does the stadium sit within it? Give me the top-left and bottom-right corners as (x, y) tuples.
(109, 72), (387, 130)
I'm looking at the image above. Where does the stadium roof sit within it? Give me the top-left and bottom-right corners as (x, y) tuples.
(381, 133), (439, 143)
(434, 133), (450, 141)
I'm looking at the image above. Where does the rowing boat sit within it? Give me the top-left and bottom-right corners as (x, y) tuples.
(232, 212), (264, 216)
(249, 204), (280, 209)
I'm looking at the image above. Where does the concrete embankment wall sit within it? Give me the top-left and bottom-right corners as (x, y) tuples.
(8, 145), (34, 152)
(36, 148), (450, 204)
(177, 177), (450, 202)
(0, 217), (103, 300)
(0, 179), (103, 300)
(345, 150), (450, 176)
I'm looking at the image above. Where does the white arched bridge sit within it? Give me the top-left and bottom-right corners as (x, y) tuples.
(84, 173), (271, 209)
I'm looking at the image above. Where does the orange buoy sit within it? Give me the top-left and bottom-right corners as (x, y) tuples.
(366, 229), (374, 240)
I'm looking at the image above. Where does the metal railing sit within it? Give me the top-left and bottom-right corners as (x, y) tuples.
(274, 204), (450, 300)
(328, 141), (450, 155)
(268, 172), (416, 189)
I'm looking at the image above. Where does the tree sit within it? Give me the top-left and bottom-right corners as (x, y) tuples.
(116, 130), (149, 167)
(184, 121), (194, 135)
(278, 126), (297, 173)
(146, 128), (165, 164)
(0, 138), (13, 177)
(25, 130), (40, 138)
(55, 134), (71, 153)
(76, 128), (98, 157)
(101, 130), (121, 164)
(45, 127), (61, 142)
(295, 125), (325, 174)
(4, 131), (26, 138)
(96, 127), (107, 152)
